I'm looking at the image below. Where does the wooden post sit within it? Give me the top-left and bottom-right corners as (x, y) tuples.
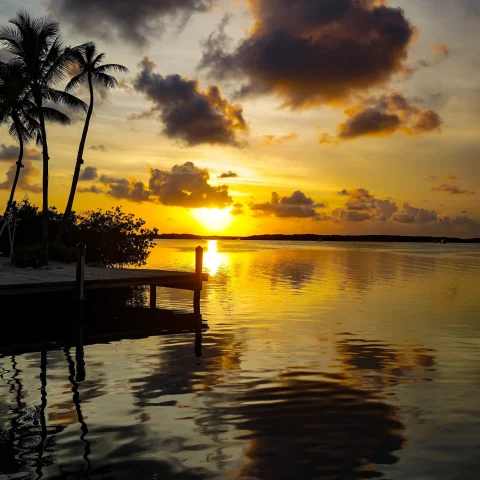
(76, 243), (86, 301)
(194, 246), (203, 317)
(150, 285), (157, 309)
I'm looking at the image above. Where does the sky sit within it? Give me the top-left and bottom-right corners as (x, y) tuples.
(0, 0), (479, 237)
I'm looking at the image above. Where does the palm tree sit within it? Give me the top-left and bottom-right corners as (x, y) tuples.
(0, 60), (37, 219)
(57, 42), (128, 242)
(0, 11), (86, 264)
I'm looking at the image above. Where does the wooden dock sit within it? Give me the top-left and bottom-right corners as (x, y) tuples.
(0, 245), (208, 314)
(0, 264), (208, 295)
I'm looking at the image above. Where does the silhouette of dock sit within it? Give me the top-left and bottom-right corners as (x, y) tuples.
(0, 263), (208, 295)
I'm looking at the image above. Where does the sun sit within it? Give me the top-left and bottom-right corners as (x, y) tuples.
(191, 208), (232, 232)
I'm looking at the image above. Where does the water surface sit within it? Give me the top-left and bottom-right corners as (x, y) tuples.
(1, 240), (479, 479)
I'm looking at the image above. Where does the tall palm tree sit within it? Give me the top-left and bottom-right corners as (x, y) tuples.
(0, 11), (86, 264)
(57, 42), (128, 242)
(0, 60), (37, 219)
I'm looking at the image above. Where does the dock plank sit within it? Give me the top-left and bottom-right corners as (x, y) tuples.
(0, 263), (208, 295)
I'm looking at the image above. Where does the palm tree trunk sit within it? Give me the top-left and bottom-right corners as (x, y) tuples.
(37, 96), (50, 266)
(56, 74), (95, 244)
(3, 115), (24, 218)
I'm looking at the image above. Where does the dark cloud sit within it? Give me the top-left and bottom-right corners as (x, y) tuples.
(218, 171), (238, 179)
(0, 144), (41, 162)
(132, 57), (247, 146)
(338, 108), (401, 139)
(431, 184), (476, 195)
(249, 191), (327, 219)
(230, 202), (244, 216)
(100, 175), (151, 203)
(333, 188), (398, 222)
(149, 162), (232, 207)
(78, 185), (104, 194)
(0, 161), (41, 194)
(79, 166), (99, 182)
(263, 133), (298, 146)
(334, 93), (442, 141)
(200, 0), (416, 108)
(89, 145), (108, 152)
(333, 209), (373, 222)
(51, 0), (215, 46)
(98, 162), (232, 208)
(393, 203), (438, 224)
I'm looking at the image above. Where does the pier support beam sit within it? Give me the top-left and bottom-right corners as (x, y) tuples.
(76, 243), (86, 302)
(194, 246), (203, 318)
(150, 285), (157, 309)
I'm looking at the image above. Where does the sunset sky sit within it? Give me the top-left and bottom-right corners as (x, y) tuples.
(0, 0), (479, 236)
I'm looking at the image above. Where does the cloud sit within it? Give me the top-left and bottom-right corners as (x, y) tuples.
(89, 145), (108, 152)
(0, 144), (41, 162)
(0, 161), (41, 194)
(263, 133), (298, 146)
(333, 93), (442, 141)
(132, 57), (247, 146)
(249, 191), (328, 219)
(318, 133), (338, 146)
(333, 209), (373, 222)
(393, 203), (438, 224)
(230, 202), (244, 216)
(79, 166), (99, 181)
(333, 188), (398, 222)
(218, 171), (238, 179)
(444, 173), (459, 180)
(100, 175), (151, 203)
(431, 184), (476, 195)
(200, 0), (416, 108)
(51, 0), (215, 46)
(99, 161), (232, 208)
(430, 43), (450, 57)
(149, 162), (232, 207)
(0, 49), (13, 62)
(78, 185), (104, 194)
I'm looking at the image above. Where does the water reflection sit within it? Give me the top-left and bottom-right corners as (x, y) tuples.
(203, 240), (228, 275)
(226, 372), (405, 479)
(1, 241), (479, 479)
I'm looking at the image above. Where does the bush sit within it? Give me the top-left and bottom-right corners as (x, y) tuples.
(3, 197), (157, 268)
(67, 207), (158, 267)
(13, 244), (42, 268)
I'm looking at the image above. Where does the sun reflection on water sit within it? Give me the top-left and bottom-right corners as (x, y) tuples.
(204, 240), (228, 275)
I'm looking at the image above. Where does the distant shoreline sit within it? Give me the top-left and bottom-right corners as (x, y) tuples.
(153, 234), (480, 244)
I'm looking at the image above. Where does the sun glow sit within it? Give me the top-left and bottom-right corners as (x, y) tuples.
(191, 208), (232, 232)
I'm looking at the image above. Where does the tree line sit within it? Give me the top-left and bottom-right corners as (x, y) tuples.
(0, 11), (128, 265)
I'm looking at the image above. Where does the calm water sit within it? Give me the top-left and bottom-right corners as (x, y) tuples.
(1, 240), (480, 479)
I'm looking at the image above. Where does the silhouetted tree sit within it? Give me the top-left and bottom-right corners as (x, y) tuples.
(57, 42), (128, 242)
(0, 60), (38, 218)
(0, 11), (86, 264)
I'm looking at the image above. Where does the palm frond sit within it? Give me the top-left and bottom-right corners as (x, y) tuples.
(65, 71), (86, 92)
(92, 72), (118, 89)
(84, 42), (97, 63)
(92, 52), (105, 66)
(95, 63), (129, 74)
(40, 106), (72, 125)
(46, 88), (87, 111)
